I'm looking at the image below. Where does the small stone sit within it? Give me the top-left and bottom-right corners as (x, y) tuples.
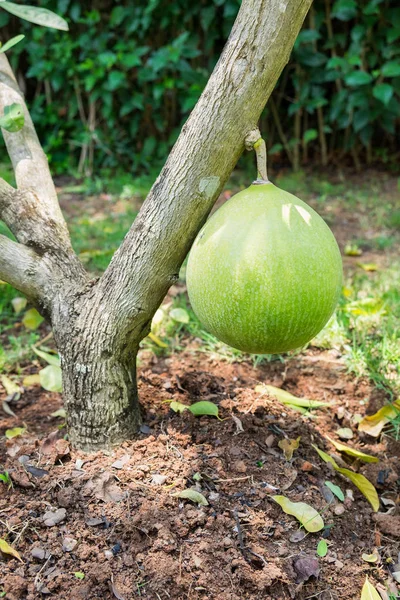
(336, 427), (353, 440)
(336, 407), (345, 420)
(334, 504), (345, 516)
(151, 474), (167, 485)
(43, 508), (67, 527)
(233, 460), (247, 473)
(300, 461), (314, 472)
(334, 559), (344, 569)
(208, 492), (220, 502)
(31, 547), (48, 561)
(62, 537), (77, 552)
(111, 454), (130, 470)
(104, 550), (114, 560)
(222, 537), (233, 548)
(290, 530), (306, 543)
(265, 434), (275, 448)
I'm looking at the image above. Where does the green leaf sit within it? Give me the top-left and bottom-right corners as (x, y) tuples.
(22, 308), (44, 330)
(0, 35), (25, 54)
(331, 0), (358, 21)
(33, 347), (61, 367)
(188, 401), (219, 418)
(51, 408), (66, 419)
(173, 489), (208, 506)
(313, 445), (379, 511)
(39, 365), (62, 393)
(147, 332), (168, 348)
(272, 496), (324, 532)
(344, 71), (373, 86)
(256, 384), (331, 409)
(362, 552), (379, 563)
(373, 83), (393, 106)
(317, 539), (328, 557)
(5, 427), (26, 440)
(0, 103), (24, 133)
(324, 481), (345, 502)
(303, 129), (318, 144)
(169, 401), (188, 413)
(74, 571), (85, 580)
(11, 297), (27, 314)
(361, 576), (381, 600)
(381, 61), (400, 78)
(326, 436), (379, 463)
(0, 2), (68, 31)
(336, 468), (379, 512)
(0, 539), (23, 562)
(169, 308), (190, 324)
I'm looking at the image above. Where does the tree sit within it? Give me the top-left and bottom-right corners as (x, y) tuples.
(0, 0), (312, 451)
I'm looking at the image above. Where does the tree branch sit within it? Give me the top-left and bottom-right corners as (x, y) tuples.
(0, 53), (66, 228)
(0, 54), (88, 302)
(0, 234), (43, 299)
(95, 0), (313, 349)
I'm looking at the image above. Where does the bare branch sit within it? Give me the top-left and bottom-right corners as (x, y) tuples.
(95, 0), (313, 348)
(0, 234), (43, 299)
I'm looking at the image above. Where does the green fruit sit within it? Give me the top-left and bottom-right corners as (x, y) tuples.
(186, 183), (342, 354)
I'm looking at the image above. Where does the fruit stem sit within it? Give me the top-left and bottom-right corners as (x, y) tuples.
(253, 138), (269, 183)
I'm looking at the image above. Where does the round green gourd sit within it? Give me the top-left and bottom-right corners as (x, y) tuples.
(186, 183), (342, 354)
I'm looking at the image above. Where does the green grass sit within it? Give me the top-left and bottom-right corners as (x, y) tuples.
(69, 208), (139, 272)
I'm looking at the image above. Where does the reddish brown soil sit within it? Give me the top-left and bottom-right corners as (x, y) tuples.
(1, 348), (399, 600)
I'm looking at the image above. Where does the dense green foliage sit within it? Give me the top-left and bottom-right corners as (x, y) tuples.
(1, 0), (399, 173)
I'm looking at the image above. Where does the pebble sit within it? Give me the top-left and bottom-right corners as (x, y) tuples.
(334, 504), (345, 516)
(151, 474), (167, 485)
(233, 460), (247, 473)
(42, 508), (67, 527)
(62, 537), (77, 552)
(104, 550), (114, 560)
(31, 547), (48, 561)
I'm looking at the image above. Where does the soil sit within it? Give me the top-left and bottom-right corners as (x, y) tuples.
(1, 172), (399, 600)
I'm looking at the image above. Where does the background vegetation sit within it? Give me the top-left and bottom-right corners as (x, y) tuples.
(0, 0), (399, 176)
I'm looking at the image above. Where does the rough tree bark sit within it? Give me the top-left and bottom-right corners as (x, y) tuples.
(0, 0), (312, 451)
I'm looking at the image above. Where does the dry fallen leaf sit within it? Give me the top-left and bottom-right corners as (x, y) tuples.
(173, 489), (208, 506)
(0, 538), (23, 562)
(293, 555), (320, 583)
(272, 495), (324, 532)
(361, 575), (381, 600)
(326, 436), (379, 463)
(313, 445), (379, 512)
(83, 471), (125, 503)
(278, 436), (301, 460)
(256, 384), (330, 409)
(1, 375), (22, 395)
(362, 551), (380, 563)
(358, 400), (400, 437)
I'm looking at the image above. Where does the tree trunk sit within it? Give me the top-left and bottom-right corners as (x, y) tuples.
(61, 346), (141, 451)
(0, 0), (313, 451)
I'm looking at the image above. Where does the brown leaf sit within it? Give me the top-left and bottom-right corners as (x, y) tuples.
(293, 555), (320, 583)
(278, 436), (301, 460)
(83, 471), (125, 503)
